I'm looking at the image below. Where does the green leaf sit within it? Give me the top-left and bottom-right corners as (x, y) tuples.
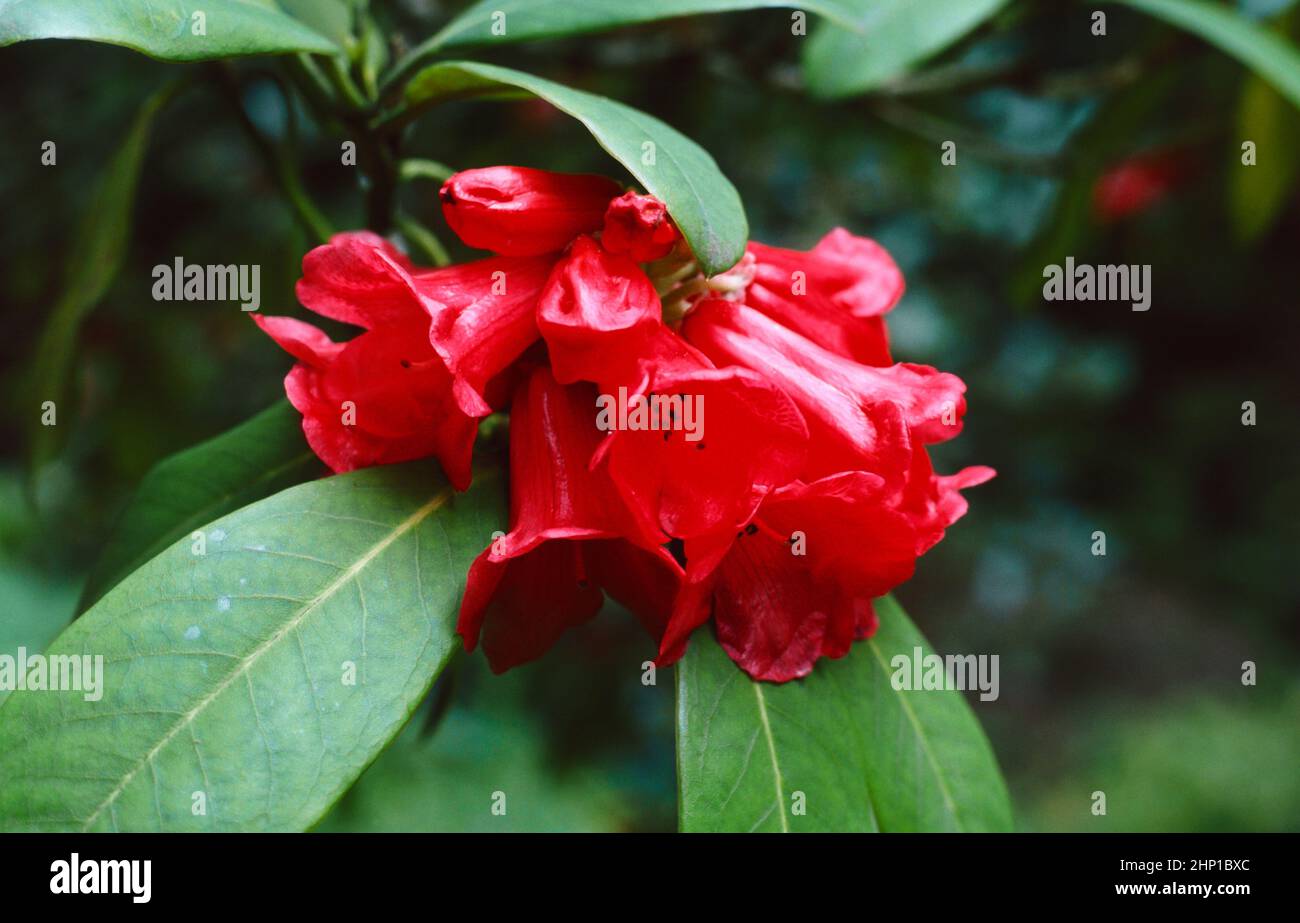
(803, 0), (1011, 98)
(383, 1), (865, 92)
(0, 0), (341, 60)
(0, 460), (505, 832)
(1230, 72), (1300, 241)
(275, 0), (353, 51)
(675, 595), (1012, 832)
(399, 61), (747, 275)
(26, 81), (181, 477)
(1112, 0), (1300, 111)
(77, 402), (323, 614)
(423, 0), (863, 52)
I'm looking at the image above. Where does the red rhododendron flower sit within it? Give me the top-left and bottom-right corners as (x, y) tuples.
(684, 298), (915, 483)
(257, 166), (993, 684)
(686, 299), (966, 445)
(457, 364), (681, 671)
(659, 472), (918, 682)
(592, 327), (809, 543)
(535, 234), (662, 386)
(255, 232), (478, 488)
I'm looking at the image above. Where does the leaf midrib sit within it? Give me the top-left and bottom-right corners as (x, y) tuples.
(751, 680), (789, 832)
(79, 487), (451, 831)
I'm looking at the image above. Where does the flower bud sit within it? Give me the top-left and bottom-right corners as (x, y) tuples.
(601, 191), (681, 262)
(439, 166), (622, 256)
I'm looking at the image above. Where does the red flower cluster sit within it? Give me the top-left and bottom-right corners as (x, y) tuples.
(256, 166), (992, 682)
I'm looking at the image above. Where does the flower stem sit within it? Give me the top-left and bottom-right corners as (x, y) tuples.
(395, 212), (451, 266)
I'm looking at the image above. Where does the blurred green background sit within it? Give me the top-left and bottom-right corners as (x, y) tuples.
(2, 0), (1297, 831)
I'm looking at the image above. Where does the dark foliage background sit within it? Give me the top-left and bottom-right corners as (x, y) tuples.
(2, 0), (1297, 830)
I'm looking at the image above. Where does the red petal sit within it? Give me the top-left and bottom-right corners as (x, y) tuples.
(424, 256), (554, 418)
(252, 314), (345, 366)
(440, 166), (622, 256)
(896, 450), (996, 555)
(296, 231), (437, 329)
(601, 363), (808, 541)
(459, 540), (605, 673)
(713, 303), (967, 444)
(691, 478), (915, 681)
(536, 235), (662, 385)
(656, 530), (733, 666)
(745, 284), (892, 366)
(457, 365), (679, 670)
(254, 314), (476, 489)
(711, 530), (848, 682)
(495, 364), (662, 555)
(741, 228), (902, 364)
(684, 299), (912, 482)
(582, 539), (682, 641)
(660, 472), (918, 681)
(760, 473), (917, 598)
(808, 228), (905, 317)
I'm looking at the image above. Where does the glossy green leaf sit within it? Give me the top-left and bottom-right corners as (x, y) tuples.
(26, 82), (181, 477)
(0, 0), (340, 60)
(275, 0), (353, 51)
(399, 61), (747, 275)
(1112, 0), (1300, 110)
(675, 595), (1012, 832)
(421, 0), (862, 52)
(77, 402), (323, 614)
(803, 0), (1010, 98)
(383, 1), (865, 91)
(0, 460), (505, 832)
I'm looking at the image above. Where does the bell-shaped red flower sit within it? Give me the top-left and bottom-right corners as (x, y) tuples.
(439, 166), (623, 256)
(592, 327), (809, 543)
(535, 235), (662, 386)
(255, 232), (478, 488)
(683, 298), (914, 483)
(659, 472), (919, 682)
(458, 365), (681, 672)
(691, 300), (966, 444)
